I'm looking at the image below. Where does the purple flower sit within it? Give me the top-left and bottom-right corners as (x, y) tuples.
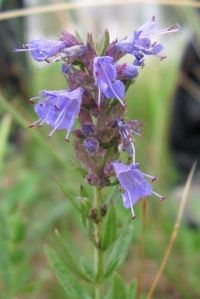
(112, 161), (164, 218)
(93, 56), (125, 107)
(63, 45), (87, 58)
(61, 63), (71, 74)
(82, 122), (96, 137)
(117, 119), (136, 160)
(117, 63), (138, 80)
(15, 39), (67, 62)
(83, 137), (99, 155)
(30, 87), (84, 139)
(116, 16), (178, 66)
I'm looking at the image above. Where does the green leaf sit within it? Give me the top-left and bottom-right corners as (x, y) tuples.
(85, 217), (96, 245)
(126, 280), (136, 298)
(80, 184), (90, 198)
(0, 211), (11, 289)
(101, 204), (116, 251)
(11, 215), (26, 243)
(45, 246), (87, 299)
(0, 114), (12, 174)
(55, 230), (92, 282)
(57, 181), (82, 214)
(96, 30), (110, 56)
(75, 31), (85, 43)
(80, 196), (91, 216)
(111, 273), (127, 299)
(81, 258), (94, 279)
(80, 200), (90, 229)
(104, 219), (134, 278)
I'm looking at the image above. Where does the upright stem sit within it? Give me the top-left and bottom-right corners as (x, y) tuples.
(94, 187), (103, 299)
(136, 198), (147, 299)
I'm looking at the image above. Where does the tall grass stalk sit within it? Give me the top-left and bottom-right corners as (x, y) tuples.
(147, 162), (197, 299)
(0, 0), (200, 21)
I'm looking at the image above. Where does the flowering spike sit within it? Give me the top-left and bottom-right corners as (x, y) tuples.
(16, 18), (176, 212)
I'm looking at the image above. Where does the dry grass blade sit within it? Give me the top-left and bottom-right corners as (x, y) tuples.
(147, 162), (197, 299)
(0, 0), (200, 21)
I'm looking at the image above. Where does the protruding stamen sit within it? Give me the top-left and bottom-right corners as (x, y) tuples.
(97, 86), (101, 109)
(28, 118), (42, 128)
(130, 142), (135, 164)
(14, 48), (30, 52)
(131, 129), (141, 137)
(29, 96), (40, 103)
(143, 173), (157, 182)
(151, 190), (165, 201)
(130, 202), (135, 219)
(48, 103), (68, 137)
(130, 204), (136, 219)
(143, 24), (180, 38)
(38, 118), (46, 127)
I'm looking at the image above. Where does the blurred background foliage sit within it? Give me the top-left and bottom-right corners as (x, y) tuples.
(0, 1), (200, 298)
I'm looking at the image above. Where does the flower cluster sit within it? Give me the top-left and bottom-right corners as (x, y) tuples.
(17, 17), (177, 217)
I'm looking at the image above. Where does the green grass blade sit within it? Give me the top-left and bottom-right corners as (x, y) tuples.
(0, 114), (12, 174)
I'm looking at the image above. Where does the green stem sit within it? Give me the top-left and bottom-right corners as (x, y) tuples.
(94, 187), (103, 299)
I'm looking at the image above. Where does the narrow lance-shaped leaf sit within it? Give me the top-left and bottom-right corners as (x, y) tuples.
(79, 196), (92, 228)
(126, 280), (136, 299)
(96, 30), (110, 56)
(56, 181), (82, 214)
(80, 258), (94, 280)
(104, 219), (134, 278)
(110, 272), (127, 299)
(55, 230), (92, 282)
(45, 246), (88, 299)
(101, 204), (116, 251)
